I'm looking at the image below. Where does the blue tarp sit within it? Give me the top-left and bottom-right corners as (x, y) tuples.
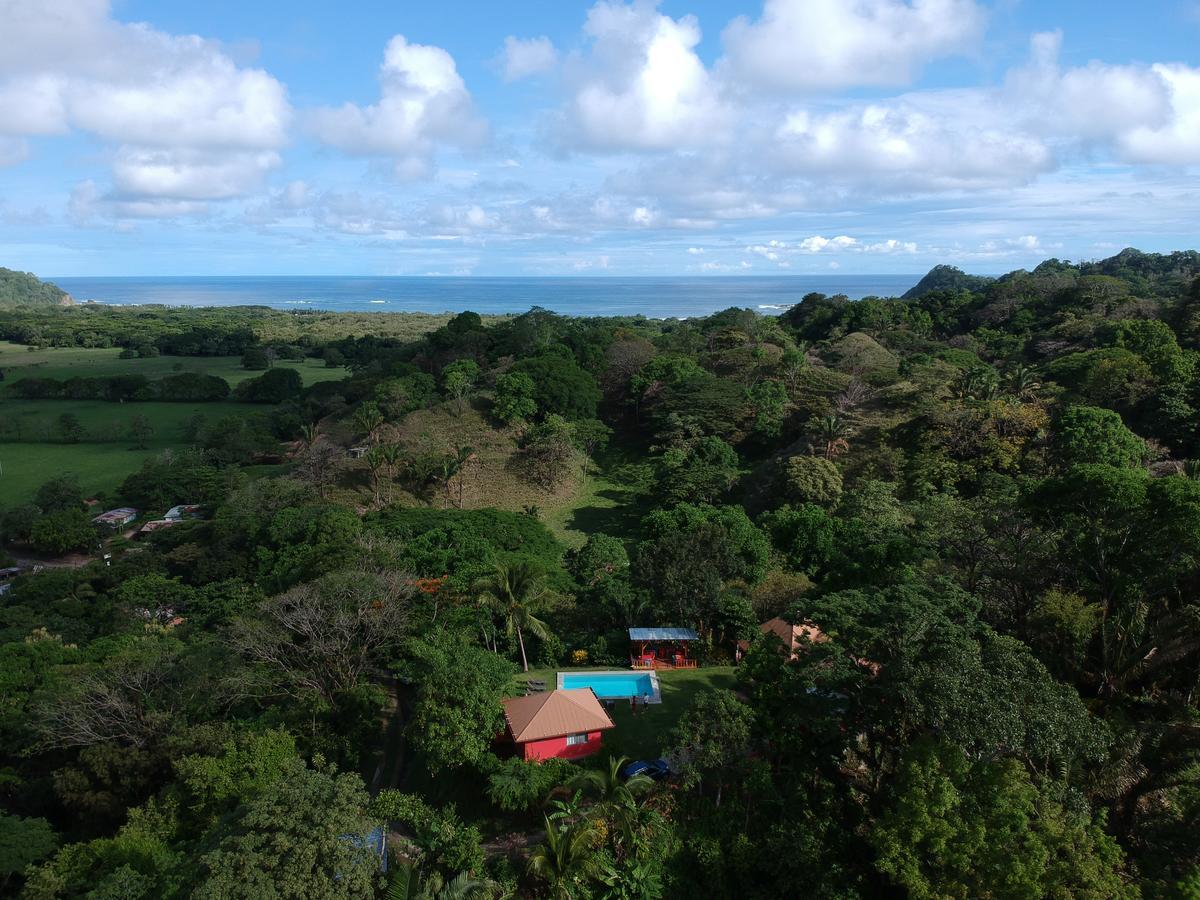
(629, 627), (699, 641)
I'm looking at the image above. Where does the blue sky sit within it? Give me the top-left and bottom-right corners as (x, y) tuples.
(1, 0), (1198, 276)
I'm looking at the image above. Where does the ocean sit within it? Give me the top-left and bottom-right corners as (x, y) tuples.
(48, 275), (921, 319)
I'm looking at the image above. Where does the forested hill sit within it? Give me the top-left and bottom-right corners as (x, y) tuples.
(901, 264), (995, 298)
(0, 267), (71, 307)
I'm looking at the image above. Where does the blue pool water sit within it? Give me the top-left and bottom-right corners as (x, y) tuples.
(560, 672), (655, 699)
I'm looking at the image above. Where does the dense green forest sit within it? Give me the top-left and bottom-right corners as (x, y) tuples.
(1, 248), (1200, 898)
(0, 269), (71, 308)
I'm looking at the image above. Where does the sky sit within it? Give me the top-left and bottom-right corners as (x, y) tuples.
(0, 0), (1198, 277)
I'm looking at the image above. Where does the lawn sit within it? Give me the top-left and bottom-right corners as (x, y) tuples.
(0, 341), (345, 389)
(508, 666), (737, 761)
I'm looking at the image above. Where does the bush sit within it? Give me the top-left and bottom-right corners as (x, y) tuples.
(371, 792), (484, 873)
(233, 368), (303, 403)
(485, 758), (575, 813)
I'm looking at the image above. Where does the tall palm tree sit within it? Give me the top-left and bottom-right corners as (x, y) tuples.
(815, 414), (850, 460)
(379, 442), (405, 504)
(365, 446), (387, 506)
(298, 421), (320, 449)
(475, 560), (551, 672)
(527, 816), (604, 900)
(354, 401), (385, 445)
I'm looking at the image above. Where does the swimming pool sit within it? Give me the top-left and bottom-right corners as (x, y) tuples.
(558, 670), (662, 704)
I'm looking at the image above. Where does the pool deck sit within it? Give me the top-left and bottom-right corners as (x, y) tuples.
(557, 669), (663, 704)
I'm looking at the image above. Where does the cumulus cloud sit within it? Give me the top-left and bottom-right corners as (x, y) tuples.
(500, 36), (559, 81)
(561, 0), (730, 152)
(308, 35), (487, 174)
(772, 96), (1055, 191)
(0, 0), (290, 210)
(721, 0), (986, 92)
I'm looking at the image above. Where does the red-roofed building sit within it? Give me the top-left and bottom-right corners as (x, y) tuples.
(500, 688), (615, 762)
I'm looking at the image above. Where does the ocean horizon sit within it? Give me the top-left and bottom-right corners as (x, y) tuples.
(48, 274), (925, 319)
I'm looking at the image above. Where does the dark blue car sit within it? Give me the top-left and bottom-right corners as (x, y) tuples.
(621, 758), (671, 780)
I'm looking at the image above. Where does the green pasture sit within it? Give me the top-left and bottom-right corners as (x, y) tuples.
(0, 341), (345, 389)
(0, 441), (173, 505)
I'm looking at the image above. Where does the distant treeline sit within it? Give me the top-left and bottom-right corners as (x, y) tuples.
(9, 368), (305, 404)
(0, 303), (486, 356)
(11, 372), (232, 402)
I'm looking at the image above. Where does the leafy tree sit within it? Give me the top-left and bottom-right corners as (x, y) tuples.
(1052, 405), (1147, 469)
(232, 367), (303, 403)
(241, 346), (270, 370)
(29, 507), (95, 554)
(511, 352), (601, 420)
(492, 370), (538, 424)
(33, 474), (85, 512)
(0, 811), (57, 893)
(569, 533), (629, 589)
(371, 792), (484, 875)
(784, 455), (843, 507)
(670, 689), (754, 808)
(441, 359), (480, 413)
(871, 739), (1133, 899)
(400, 632), (514, 773)
(195, 758), (382, 899)
(658, 433), (740, 506)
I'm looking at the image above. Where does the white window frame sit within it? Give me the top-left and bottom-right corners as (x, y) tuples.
(565, 733), (588, 746)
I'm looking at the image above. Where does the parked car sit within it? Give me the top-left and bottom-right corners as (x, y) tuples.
(620, 758), (671, 781)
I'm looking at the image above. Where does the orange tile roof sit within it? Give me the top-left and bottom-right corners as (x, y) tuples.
(502, 688), (615, 743)
(761, 617), (828, 653)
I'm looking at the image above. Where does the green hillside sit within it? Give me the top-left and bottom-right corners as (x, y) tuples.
(0, 267), (71, 307)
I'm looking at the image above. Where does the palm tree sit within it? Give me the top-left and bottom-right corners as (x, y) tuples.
(439, 444), (475, 508)
(298, 421), (320, 449)
(365, 446), (387, 505)
(814, 414), (850, 460)
(379, 442), (405, 503)
(385, 863), (497, 900)
(475, 560), (551, 672)
(1004, 364), (1041, 400)
(527, 816), (604, 900)
(354, 401), (385, 444)
(569, 755), (654, 849)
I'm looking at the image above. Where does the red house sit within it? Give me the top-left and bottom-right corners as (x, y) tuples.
(501, 689), (615, 761)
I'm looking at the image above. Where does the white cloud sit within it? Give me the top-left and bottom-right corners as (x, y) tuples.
(686, 246), (705, 254)
(308, 35), (487, 173)
(500, 36), (558, 81)
(721, 0), (986, 92)
(798, 235), (858, 252)
(772, 97), (1055, 190)
(0, 0), (291, 209)
(561, 0), (730, 152)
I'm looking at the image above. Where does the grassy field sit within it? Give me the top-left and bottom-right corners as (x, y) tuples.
(0, 341), (345, 389)
(0, 342), (350, 505)
(0, 398), (279, 504)
(0, 441), (175, 505)
(508, 666), (737, 760)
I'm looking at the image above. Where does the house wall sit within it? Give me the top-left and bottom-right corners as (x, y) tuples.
(520, 730), (605, 761)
